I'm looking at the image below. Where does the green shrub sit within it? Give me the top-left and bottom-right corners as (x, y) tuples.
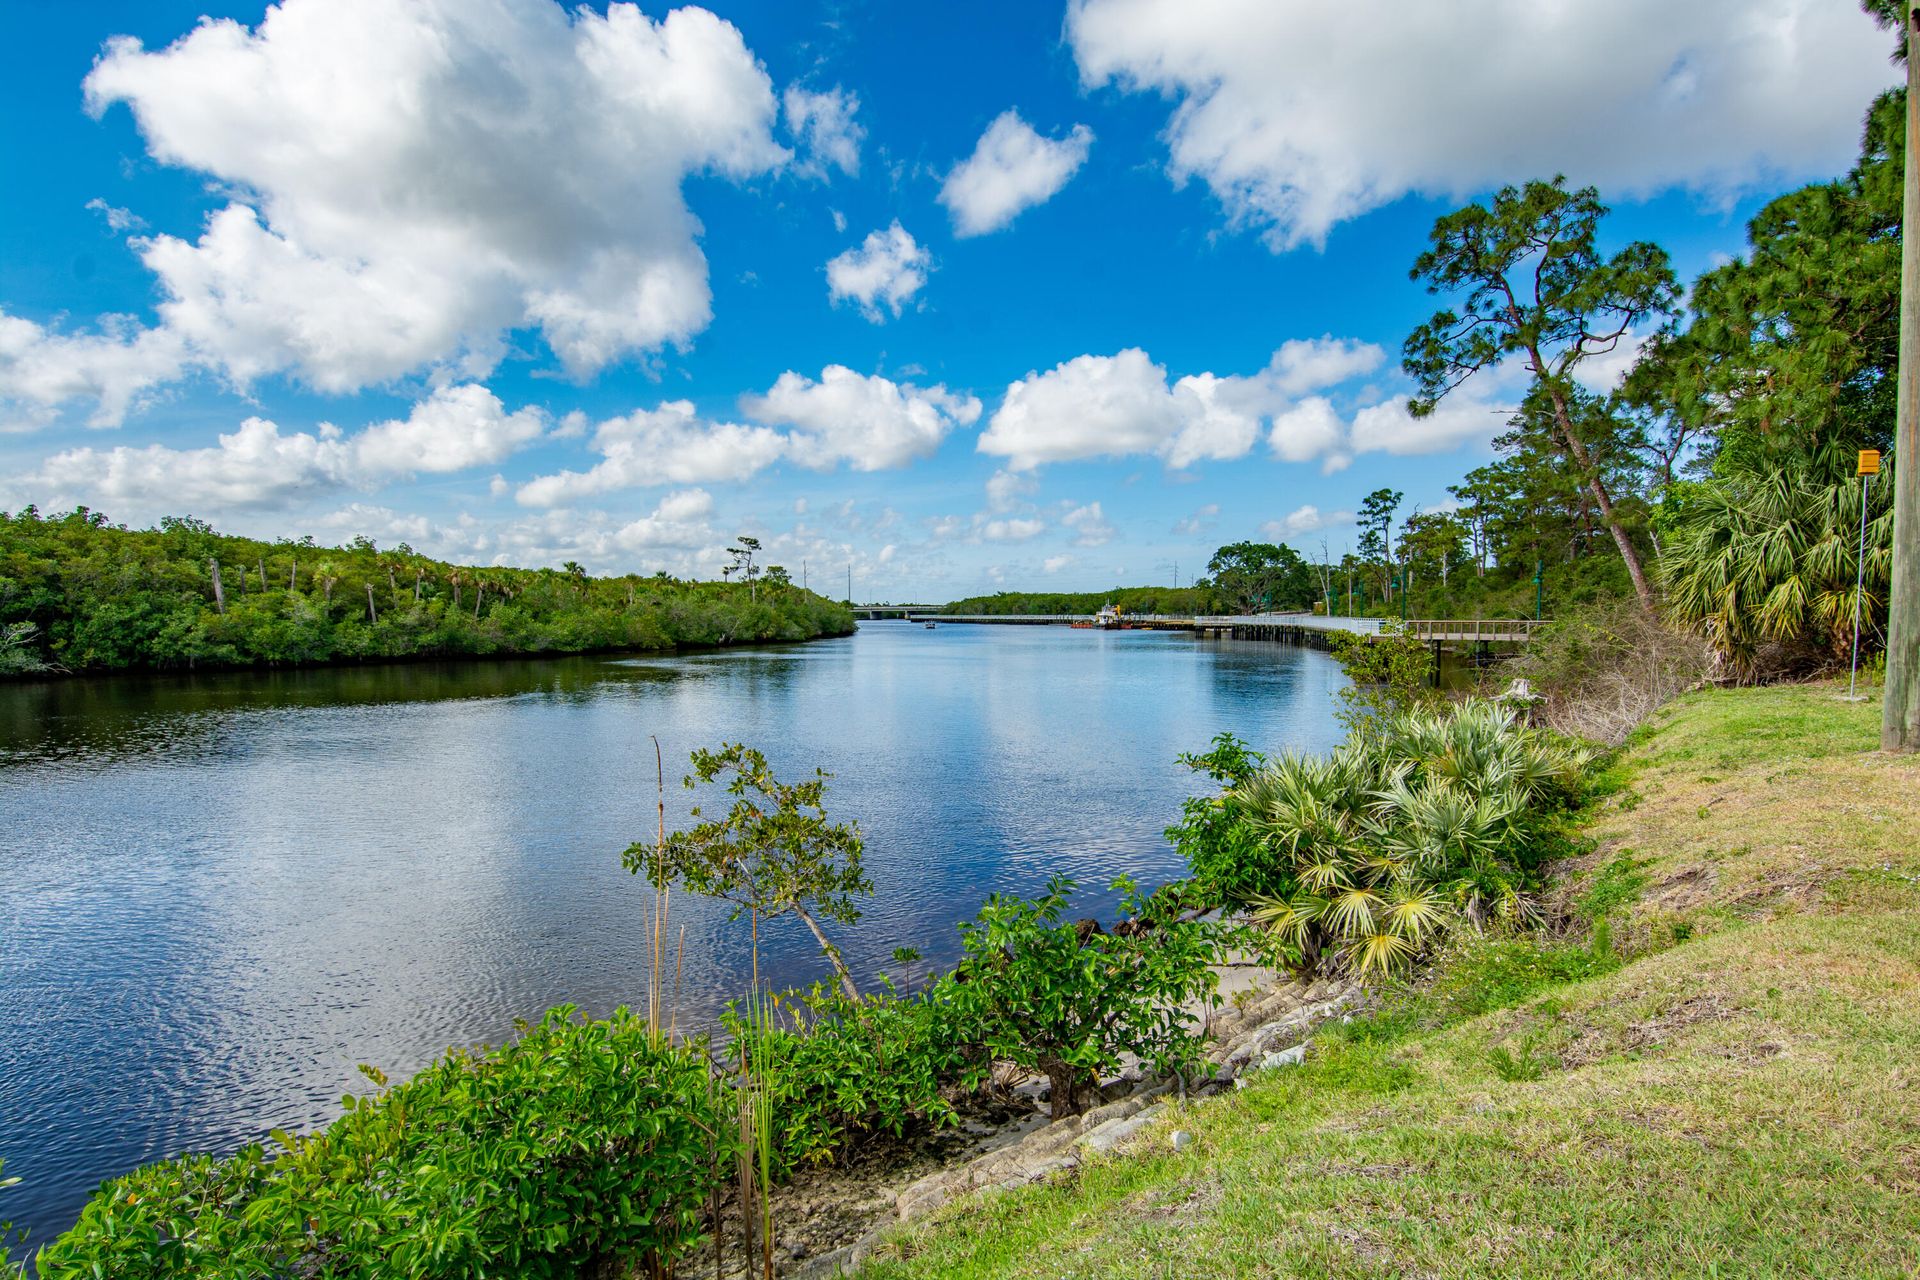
(1167, 734), (1276, 905)
(39, 1007), (727, 1279)
(725, 982), (965, 1173)
(1182, 701), (1593, 976)
(634, 743), (872, 1003)
(935, 876), (1227, 1119)
(1326, 624), (1441, 731)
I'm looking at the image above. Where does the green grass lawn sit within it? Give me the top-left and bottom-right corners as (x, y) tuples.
(853, 684), (1920, 1279)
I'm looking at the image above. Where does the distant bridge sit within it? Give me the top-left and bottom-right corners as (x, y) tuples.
(857, 609), (1540, 647)
(852, 603), (947, 619)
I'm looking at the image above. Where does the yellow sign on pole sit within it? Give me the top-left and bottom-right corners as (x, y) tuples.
(1860, 449), (1882, 476)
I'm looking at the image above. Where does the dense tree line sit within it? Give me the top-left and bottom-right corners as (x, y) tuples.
(942, 546), (1320, 619)
(1282, 76), (1899, 670)
(940, 585), (1224, 616)
(0, 507), (854, 677)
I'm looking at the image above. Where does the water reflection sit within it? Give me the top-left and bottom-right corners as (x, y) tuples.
(0, 624), (1344, 1245)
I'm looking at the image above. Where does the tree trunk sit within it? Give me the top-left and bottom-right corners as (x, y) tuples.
(474, 583), (485, 619)
(258, 558), (269, 594)
(208, 559), (226, 614)
(791, 902), (862, 1002)
(414, 569), (423, 603)
(1540, 379), (1655, 611)
(289, 559), (297, 592)
(1042, 1058), (1090, 1121)
(366, 583), (377, 624)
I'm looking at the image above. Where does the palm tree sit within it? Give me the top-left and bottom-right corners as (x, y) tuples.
(314, 560), (340, 608)
(1664, 467), (1893, 679)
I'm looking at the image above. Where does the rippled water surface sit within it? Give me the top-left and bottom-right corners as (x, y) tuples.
(0, 622), (1345, 1243)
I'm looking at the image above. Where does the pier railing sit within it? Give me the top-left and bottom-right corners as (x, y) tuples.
(1401, 618), (1544, 644)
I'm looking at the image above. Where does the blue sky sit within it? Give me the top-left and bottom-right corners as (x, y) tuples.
(0, 0), (1898, 598)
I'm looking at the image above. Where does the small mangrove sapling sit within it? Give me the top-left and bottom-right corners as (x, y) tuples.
(626, 743), (872, 1001)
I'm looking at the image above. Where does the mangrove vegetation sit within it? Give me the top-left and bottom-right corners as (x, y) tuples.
(0, 507), (854, 677)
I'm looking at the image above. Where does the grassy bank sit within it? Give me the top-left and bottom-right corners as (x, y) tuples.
(853, 684), (1920, 1278)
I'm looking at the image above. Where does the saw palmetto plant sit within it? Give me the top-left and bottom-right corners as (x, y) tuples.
(1239, 701), (1590, 976)
(1662, 466), (1892, 680)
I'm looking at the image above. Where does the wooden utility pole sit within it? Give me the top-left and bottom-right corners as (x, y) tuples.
(1888, 6), (1920, 752)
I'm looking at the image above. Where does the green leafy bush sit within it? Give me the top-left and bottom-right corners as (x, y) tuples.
(725, 982), (965, 1173)
(1326, 623), (1441, 732)
(1167, 734), (1275, 905)
(39, 1007), (727, 1279)
(936, 876), (1226, 1119)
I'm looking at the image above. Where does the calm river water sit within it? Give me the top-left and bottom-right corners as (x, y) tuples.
(0, 621), (1345, 1245)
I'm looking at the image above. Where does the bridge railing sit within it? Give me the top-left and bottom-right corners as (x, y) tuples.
(1193, 613), (1383, 634)
(1401, 618), (1545, 642)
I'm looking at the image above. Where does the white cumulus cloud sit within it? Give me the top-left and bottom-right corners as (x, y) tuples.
(1349, 392), (1510, 459)
(825, 222), (931, 321)
(1264, 504), (1354, 540)
(1173, 502), (1220, 536)
(939, 110), (1094, 237)
(616, 488), (717, 549)
(1068, 0), (1895, 249)
(516, 402), (787, 506)
(742, 365), (980, 472)
(979, 337), (1384, 471)
(32, 384), (544, 512)
(84, 199), (147, 234)
(518, 368), (982, 505)
(0, 311), (186, 428)
(980, 349), (1179, 471)
(74, 0), (788, 398)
